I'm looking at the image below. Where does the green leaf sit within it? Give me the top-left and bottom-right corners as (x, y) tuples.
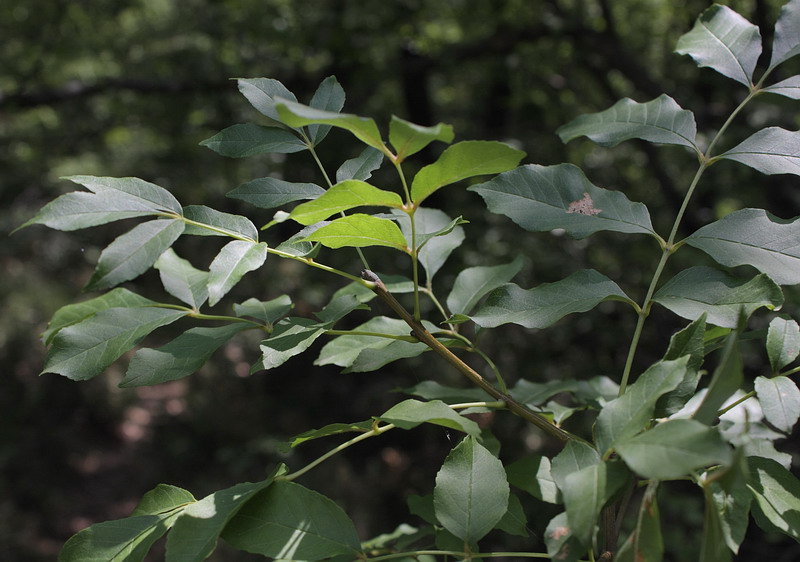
(471, 269), (633, 329)
(693, 324), (744, 425)
(131, 484), (196, 517)
(544, 512), (583, 562)
(345, 338), (432, 373)
(494, 493), (529, 537)
(747, 456), (800, 541)
(237, 77), (297, 121)
(315, 316), (412, 367)
(166, 472), (280, 561)
(290, 180), (403, 225)
(274, 223), (323, 257)
(221, 480), (363, 559)
(717, 127), (800, 176)
(154, 249), (209, 309)
(234, 295), (293, 325)
(389, 116), (454, 161)
(615, 419), (732, 480)
(510, 379), (580, 407)
(550, 440), (601, 492)
(393, 207), (465, 281)
(207, 241), (268, 306)
(446, 256), (525, 316)
(766, 316), (800, 372)
(653, 267), (783, 328)
(594, 357), (689, 454)
(709, 455), (752, 554)
(700, 485), (733, 562)
(282, 421), (373, 449)
(302, 214), (408, 251)
(675, 4), (762, 86)
(755, 375), (800, 433)
(684, 208), (800, 286)
(42, 307), (188, 381)
(85, 219), (185, 291)
(469, 163), (656, 239)
(403, 381), (493, 404)
(335, 146), (384, 183)
(121, 323), (251, 387)
(762, 75), (800, 99)
(505, 455), (561, 504)
(227, 177), (325, 209)
(60, 514), (180, 562)
(18, 191), (160, 232)
(307, 75), (346, 144)
(199, 123), (307, 157)
(616, 482), (664, 562)
(433, 436), (509, 544)
(656, 315), (706, 417)
(62, 175), (183, 214)
(410, 140), (525, 204)
(562, 460), (629, 546)
(379, 399), (480, 436)
(181, 205), (258, 241)
(42, 288), (157, 345)
(276, 99), (387, 154)
(769, 0), (800, 70)
(254, 317), (327, 371)
(314, 293), (368, 324)
(557, 94), (698, 149)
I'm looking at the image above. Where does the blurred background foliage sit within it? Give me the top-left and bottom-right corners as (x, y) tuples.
(2, 0), (800, 560)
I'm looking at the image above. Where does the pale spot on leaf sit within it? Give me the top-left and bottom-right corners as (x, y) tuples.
(567, 192), (601, 215)
(550, 525), (570, 540)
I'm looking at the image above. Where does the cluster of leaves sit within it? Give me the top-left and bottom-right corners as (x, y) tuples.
(20, 2), (800, 561)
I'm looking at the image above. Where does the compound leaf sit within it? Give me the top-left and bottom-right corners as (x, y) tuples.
(18, 191), (159, 232)
(335, 146), (384, 183)
(392, 207), (465, 281)
(307, 75), (346, 144)
(181, 205), (258, 241)
(237, 77), (297, 121)
(63, 175), (182, 214)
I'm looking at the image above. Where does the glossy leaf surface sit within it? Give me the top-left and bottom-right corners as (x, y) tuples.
(290, 180), (403, 225)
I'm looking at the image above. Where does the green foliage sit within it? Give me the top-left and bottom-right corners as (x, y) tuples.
(22, 2), (800, 560)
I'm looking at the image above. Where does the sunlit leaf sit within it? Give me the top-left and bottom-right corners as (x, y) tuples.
(61, 514), (180, 562)
(379, 399), (480, 436)
(207, 241), (268, 306)
(154, 248), (209, 309)
(557, 94), (698, 149)
(766, 316), (800, 372)
(307, 75), (346, 144)
(131, 484), (196, 517)
(290, 180), (403, 225)
(755, 375), (800, 433)
(302, 214), (408, 251)
(769, 0), (800, 70)
(389, 116), (454, 161)
(227, 177), (325, 209)
(335, 146), (384, 183)
(181, 205), (258, 241)
(675, 4), (761, 86)
(199, 124), (307, 157)
(469, 163), (656, 239)
(717, 128), (800, 176)
(446, 256), (524, 316)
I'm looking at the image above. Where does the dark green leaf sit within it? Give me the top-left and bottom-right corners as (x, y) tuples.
(86, 219), (185, 291)
(62, 175), (182, 214)
(200, 123), (307, 158)
(207, 241), (268, 306)
(282, 421), (373, 449)
(221, 480), (363, 559)
(43, 307), (188, 381)
(471, 269), (633, 329)
(254, 318), (326, 371)
(557, 94), (698, 149)
(700, 485), (733, 562)
(121, 323), (251, 387)
(717, 128), (800, 176)
(307, 75), (346, 144)
(494, 493), (528, 537)
(446, 256), (525, 316)
(693, 325), (743, 425)
(345, 338), (431, 373)
(506, 455), (561, 504)
(433, 436), (509, 543)
(181, 205), (258, 241)
(410, 140), (525, 204)
(656, 315), (706, 417)
(562, 460), (629, 546)
(227, 177), (325, 209)
(709, 455), (752, 553)
(653, 267), (783, 328)
(403, 381), (493, 404)
(769, 0), (800, 70)
(469, 164), (656, 239)
(616, 482), (664, 562)
(314, 293), (368, 324)
(290, 180), (403, 225)
(393, 207), (465, 281)
(335, 146), (384, 183)
(302, 214), (408, 251)
(379, 399), (480, 436)
(274, 223), (324, 257)
(747, 456), (800, 541)
(389, 116), (454, 161)
(675, 4), (761, 86)
(766, 316), (800, 372)
(755, 376), (800, 433)
(509, 379), (581, 407)
(544, 512), (583, 562)
(315, 316), (412, 368)
(615, 419), (732, 480)
(550, 440), (601, 492)
(154, 249), (209, 309)
(234, 295), (293, 325)
(684, 208), (800, 285)
(237, 77), (297, 121)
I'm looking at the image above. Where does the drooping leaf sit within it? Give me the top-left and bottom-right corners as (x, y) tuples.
(708, 454), (753, 554)
(237, 77), (297, 122)
(221, 480), (363, 560)
(181, 205), (258, 241)
(121, 323), (251, 387)
(307, 75), (346, 144)
(446, 255), (525, 316)
(717, 127), (800, 176)
(505, 455), (561, 504)
(615, 419), (732, 480)
(42, 288), (157, 345)
(392, 207), (465, 281)
(692, 322), (744, 425)
(471, 269), (633, 329)
(616, 482), (664, 562)
(207, 241), (268, 306)
(652, 267), (783, 328)
(274, 223), (325, 257)
(131, 484), (196, 517)
(254, 317), (327, 371)
(469, 163), (656, 239)
(544, 512), (583, 562)
(227, 177), (325, 209)
(17, 191), (160, 232)
(684, 208), (800, 286)
(675, 4), (762, 86)
(60, 514), (181, 562)
(655, 315), (706, 417)
(389, 116), (454, 162)
(290, 180), (403, 225)
(410, 140), (525, 204)
(550, 440), (601, 492)
(43, 307), (188, 381)
(315, 316), (412, 368)
(755, 376), (800, 433)
(562, 460), (629, 546)
(700, 485), (733, 562)
(762, 75), (800, 99)
(345, 338), (437, 373)
(594, 357), (689, 454)
(154, 249), (209, 309)
(282, 421), (373, 449)
(199, 123), (307, 157)
(769, 0), (800, 70)
(766, 316), (800, 372)
(62, 175), (183, 214)
(302, 214), (408, 251)
(335, 146), (384, 183)
(557, 94), (698, 149)
(234, 295), (293, 325)
(379, 399), (480, 436)
(746, 456), (800, 541)
(433, 436), (509, 544)
(85, 219), (185, 291)
(509, 379), (581, 408)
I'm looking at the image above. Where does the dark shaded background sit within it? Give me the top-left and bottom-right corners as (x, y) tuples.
(3, 0), (799, 560)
